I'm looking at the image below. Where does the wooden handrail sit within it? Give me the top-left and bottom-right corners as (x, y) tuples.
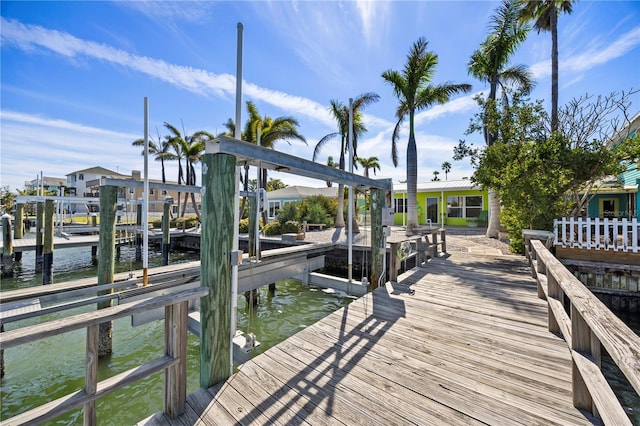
(0, 287), (208, 426)
(527, 239), (640, 425)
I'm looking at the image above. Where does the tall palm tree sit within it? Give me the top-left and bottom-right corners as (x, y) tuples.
(432, 170), (441, 181)
(518, 0), (575, 132)
(224, 101), (306, 218)
(382, 37), (471, 235)
(441, 161), (452, 180)
(357, 156), (381, 178)
(131, 134), (175, 184)
(313, 93), (380, 228)
(164, 122), (214, 219)
(469, 0), (534, 238)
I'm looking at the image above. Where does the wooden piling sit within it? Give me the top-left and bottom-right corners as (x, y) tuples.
(97, 185), (118, 356)
(136, 203), (142, 262)
(14, 204), (24, 262)
(162, 199), (171, 266)
(1, 214), (14, 277)
(370, 188), (383, 290)
(42, 200), (55, 284)
(248, 196), (259, 258)
(200, 152), (236, 388)
(35, 201), (44, 273)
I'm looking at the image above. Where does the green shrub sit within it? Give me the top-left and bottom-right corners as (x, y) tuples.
(150, 219), (162, 229)
(173, 216), (198, 229)
(280, 220), (302, 234)
(276, 202), (300, 223)
(262, 221), (282, 236)
(239, 217), (263, 233)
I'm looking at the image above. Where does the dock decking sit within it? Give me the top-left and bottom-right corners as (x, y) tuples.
(140, 252), (598, 425)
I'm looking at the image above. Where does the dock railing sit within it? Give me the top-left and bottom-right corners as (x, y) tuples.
(527, 238), (640, 425)
(554, 217), (639, 252)
(0, 287), (208, 426)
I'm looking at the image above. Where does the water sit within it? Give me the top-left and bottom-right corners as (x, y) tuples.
(0, 236), (355, 424)
(2, 235), (639, 424)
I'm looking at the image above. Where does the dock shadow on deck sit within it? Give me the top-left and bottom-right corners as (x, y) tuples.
(140, 252), (598, 425)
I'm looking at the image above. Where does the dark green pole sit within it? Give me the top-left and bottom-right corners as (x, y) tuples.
(370, 188), (384, 290)
(1, 214), (14, 277)
(42, 200), (55, 284)
(162, 198), (171, 265)
(97, 185), (117, 356)
(135, 203), (142, 261)
(35, 201), (44, 273)
(200, 152), (236, 388)
(13, 204), (23, 262)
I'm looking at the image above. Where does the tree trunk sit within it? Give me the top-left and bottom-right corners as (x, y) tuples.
(486, 188), (501, 238)
(406, 133), (418, 235)
(551, 8), (559, 132)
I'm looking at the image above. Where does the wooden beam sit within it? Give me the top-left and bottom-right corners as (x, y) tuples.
(208, 136), (393, 191)
(97, 185), (118, 356)
(42, 200), (55, 284)
(370, 188), (384, 289)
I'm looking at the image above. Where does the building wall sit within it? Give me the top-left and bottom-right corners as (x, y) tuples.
(394, 188), (488, 227)
(587, 193), (629, 218)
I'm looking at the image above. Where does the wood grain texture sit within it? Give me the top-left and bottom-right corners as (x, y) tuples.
(141, 251), (604, 426)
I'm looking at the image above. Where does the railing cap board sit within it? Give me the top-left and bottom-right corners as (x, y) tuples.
(0, 287), (208, 349)
(530, 240), (640, 395)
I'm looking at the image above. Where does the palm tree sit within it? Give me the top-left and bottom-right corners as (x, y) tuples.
(469, 0), (534, 238)
(325, 156), (338, 187)
(224, 101), (306, 218)
(313, 93), (380, 228)
(357, 156), (381, 178)
(441, 161), (452, 180)
(518, 0), (575, 132)
(164, 122), (214, 219)
(131, 133), (175, 184)
(382, 37), (471, 235)
(432, 170), (441, 181)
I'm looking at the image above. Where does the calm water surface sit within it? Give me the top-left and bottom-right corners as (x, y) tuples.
(0, 237), (355, 424)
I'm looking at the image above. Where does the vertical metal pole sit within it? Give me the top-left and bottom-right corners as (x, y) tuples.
(347, 98), (353, 283)
(231, 22), (243, 374)
(143, 97), (149, 286)
(255, 128), (261, 260)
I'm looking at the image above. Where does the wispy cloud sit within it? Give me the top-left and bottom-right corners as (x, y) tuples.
(356, 0), (391, 48)
(529, 26), (640, 78)
(0, 17), (335, 128)
(118, 1), (215, 23)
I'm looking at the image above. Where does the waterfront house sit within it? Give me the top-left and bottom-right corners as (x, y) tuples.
(23, 176), (67, 194)
(393, 179), (489, 227)
(266, 186), (338, 218)
(586, 112), (639, 220)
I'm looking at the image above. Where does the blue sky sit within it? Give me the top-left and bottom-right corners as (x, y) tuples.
(1, 1), (639, 192)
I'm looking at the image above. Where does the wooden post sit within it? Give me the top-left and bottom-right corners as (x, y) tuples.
(571, 303), (593, 412)
(547, 272), (560, 334)
(388, 241), (399, 283)
(42, 200), (55, 285)
(165, 301), (188, 417)
(91, 246), (98, 265)
(248, 196), (258, 258)
(135, 203), (142, 262)
(200, 152), (236, 388)
(14, 204), (24, 262)
(35, 201), (44, 273)
(162, 199), (171, 266)
(97, 185), (117, 356)
(1, 214), (14, 277)
(84, 324), (99, 425)
(370, 188), (384, 290)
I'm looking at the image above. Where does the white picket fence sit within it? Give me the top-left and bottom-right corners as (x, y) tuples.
(553, 217), (639, 253)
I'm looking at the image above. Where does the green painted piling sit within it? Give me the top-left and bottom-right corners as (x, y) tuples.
(1, 214), (14, 277)
(370, 188), (384, 290)
(13, 204), (23, 262)
(97, 185), (118, 356)
(200, 152), (235, 388)
(42, 200), (54, 284)
(162, 199), (171, 266)
(136, 203), (142, 261)
(35, 201), (44, 273)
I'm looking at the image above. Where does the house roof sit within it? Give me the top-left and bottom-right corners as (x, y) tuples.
(25, 176), (66, 186)
(393, 179), (480, 192)
(66, 166), (129, 177)
(268, 186), (338, 199)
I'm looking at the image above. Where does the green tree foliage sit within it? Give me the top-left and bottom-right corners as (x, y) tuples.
(467, 90), (637, 253)
(0, 186), (15, 214)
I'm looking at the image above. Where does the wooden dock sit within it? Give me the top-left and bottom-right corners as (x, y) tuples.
(140, 252), (599, 425)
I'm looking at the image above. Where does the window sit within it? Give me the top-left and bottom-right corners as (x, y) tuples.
(150, 189), (155, 195)
(395, 198), (407, 213)
(466, 196), (482, 218)
(79, 174), (84, 181)
(161, 190), (167, 196)
(268, 201), (280, 218)
(447, 195), (483, 218)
